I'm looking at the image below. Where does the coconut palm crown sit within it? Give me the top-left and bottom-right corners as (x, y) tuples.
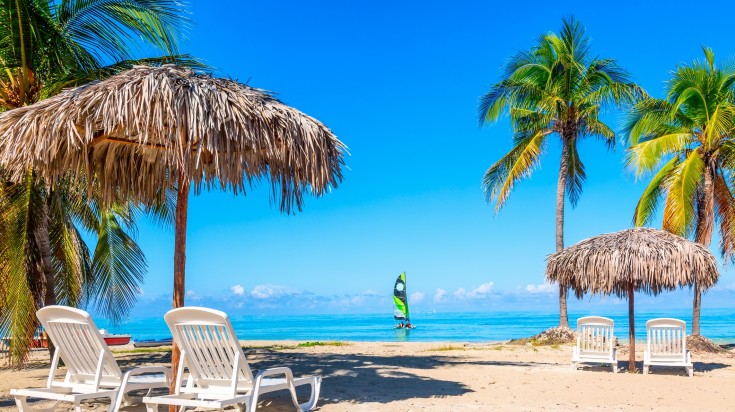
(0, 0), (191, 367)
(626, 47), (735, 336)
(478, 17), (644, 328)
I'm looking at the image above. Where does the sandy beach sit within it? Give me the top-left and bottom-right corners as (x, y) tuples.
(1, 341), (733, 411)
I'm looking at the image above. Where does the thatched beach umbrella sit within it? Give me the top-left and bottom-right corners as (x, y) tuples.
(0, 65), (345, 382)
(546, 227), (718, 372)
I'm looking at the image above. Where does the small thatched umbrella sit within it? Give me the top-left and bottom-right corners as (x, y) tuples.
(0, 65), (345, 384)
(546, 227), (718, 372)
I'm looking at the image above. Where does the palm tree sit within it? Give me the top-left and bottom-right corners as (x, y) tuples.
(0, 0), (189, 366)
(626, 47), (735, 336)
(478, 17), (643, 328)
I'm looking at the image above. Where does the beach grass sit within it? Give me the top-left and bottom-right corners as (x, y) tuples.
(112, 347), (171, 355)
(297, 341), (348, 348)
(429, 345), (469, 351)
(243, 344), (296, 351)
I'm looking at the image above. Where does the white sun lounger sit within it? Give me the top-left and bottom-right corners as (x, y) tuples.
(143, 307), (321, 412)
(10, 305), (170, 412)
(643, 318), (693, 377)
(572, 316), (618, 372)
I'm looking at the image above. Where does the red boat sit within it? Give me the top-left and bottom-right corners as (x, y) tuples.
(98, 330), (132, 346)
(30, 329), (131, 348)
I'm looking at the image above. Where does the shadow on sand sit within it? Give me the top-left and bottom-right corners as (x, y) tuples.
(2, 348), (732, 410)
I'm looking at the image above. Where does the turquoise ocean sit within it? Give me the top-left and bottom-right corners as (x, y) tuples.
(98, 309), (735, 344)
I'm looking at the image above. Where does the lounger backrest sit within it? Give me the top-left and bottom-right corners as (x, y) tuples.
(576, 316), (614, 354)
(165, 307), (254, 391)
(646, 318), (687, 360)
(37, 306), (122, 385)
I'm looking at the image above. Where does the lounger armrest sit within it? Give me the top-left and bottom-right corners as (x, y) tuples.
(255, 367), (294, 380)
(125, 366), (171, 377)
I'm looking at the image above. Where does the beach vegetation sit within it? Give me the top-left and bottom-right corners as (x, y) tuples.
(112, 347), (172, 355)
(430, 345), (469, 351)
(626, 47), (735, 336)
(0, 0), (193, 367)
(297, 341), (348, 347)
(478, 17), (644, 328)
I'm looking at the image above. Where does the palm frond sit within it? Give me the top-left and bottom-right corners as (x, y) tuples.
(88, 209), (146, 325)
(633, 157), (678, 227)
(483, 129), (550, 210)
(662, 150), (703, 236)
(565, 142), (586, 206)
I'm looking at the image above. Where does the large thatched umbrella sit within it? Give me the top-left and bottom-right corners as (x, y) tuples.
(546, 227), (718, 372)
(0, 65), (345, 384)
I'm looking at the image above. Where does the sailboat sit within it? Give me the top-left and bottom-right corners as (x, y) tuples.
(393, 272), (414, 329)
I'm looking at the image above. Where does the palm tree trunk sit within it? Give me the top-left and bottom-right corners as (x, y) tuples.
(692, 163), (715, 336)
(170, 174), (189, 404)
(38, 194), (56, 360)
(556, 139), (569, 328)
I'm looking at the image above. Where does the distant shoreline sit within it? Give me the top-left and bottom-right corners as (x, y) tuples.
(97, 309), (735, 343)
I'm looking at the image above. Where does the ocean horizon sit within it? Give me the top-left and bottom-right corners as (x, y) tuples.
(97, 308), (735, 344)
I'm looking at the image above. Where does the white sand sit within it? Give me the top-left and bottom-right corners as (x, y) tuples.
(1, 341), (734, 411)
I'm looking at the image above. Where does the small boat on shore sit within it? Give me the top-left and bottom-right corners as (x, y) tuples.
(133, 338), (173, 348)
(99, 330), (132, 346)
(26, 329), (131, 348)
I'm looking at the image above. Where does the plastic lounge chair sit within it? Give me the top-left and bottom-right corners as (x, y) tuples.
(643, 318), (693, 377)
(572, 316), (618, 373)
(10, 306), (170, 412)
(143, 307), (321, 412)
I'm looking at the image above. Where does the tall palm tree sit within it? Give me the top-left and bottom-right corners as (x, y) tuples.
(478, 17), (643, 328)
(0, 0), (189, 366)
(626, 47), (735, 336)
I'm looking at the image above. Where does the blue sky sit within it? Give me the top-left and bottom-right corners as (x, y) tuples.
(129, 0), (735, 317)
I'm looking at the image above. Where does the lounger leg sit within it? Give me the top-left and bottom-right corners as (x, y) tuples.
(688, 366), (694, 377)
(145, 403), (158, 412)
(643, 365), (649, 375)
(15, 395), (29, 412)
(299, 376), (322, 411)
(14, 396), (58, 412)
(612, 362), (618, 373)
(572, 362), (577, 371)
(108, 393), (120, 412)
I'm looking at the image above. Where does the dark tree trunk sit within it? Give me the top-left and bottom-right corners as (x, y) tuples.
(628, 281), (636, 372)
(37, 194), (56, 361)
(170, 174), (189, 404)
(692, 162), (715, 336)
(556, 139), (569, 328)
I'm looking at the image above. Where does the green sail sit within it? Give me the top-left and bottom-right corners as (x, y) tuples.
(393, 272), (409, 321)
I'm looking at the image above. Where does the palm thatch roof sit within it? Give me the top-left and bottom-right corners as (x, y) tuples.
(0, 65), (345, 209)
(546, 227), (719, 298)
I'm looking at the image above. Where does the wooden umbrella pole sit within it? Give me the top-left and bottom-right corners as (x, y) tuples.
(170, 174), (190, 402)
(628, 281), (635, 373)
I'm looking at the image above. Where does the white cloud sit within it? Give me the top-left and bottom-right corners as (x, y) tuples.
(251, 284), (289, 299)
(434, 288), (447, 303)
(714, 282), (735, 292)
(410, 292), (425, 304)
(468, 282), (494, 298)
(525, 283), (555, 294)
(351, 295), (366, 305)
(230, 284), (245, 296)
(186, 289), (200, 301)
(453, 288), (466, 299)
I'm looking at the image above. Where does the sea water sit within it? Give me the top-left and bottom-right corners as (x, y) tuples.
(98, 309), (735, 344)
